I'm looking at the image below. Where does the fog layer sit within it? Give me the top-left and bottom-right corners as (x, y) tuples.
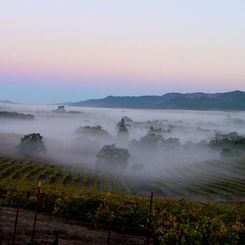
(1, 103), (245, 199)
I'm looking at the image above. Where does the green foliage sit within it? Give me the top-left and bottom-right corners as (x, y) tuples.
(1, 156), (245, 243)
(0, 179), (244, 244)
(0, 156), (120, 192)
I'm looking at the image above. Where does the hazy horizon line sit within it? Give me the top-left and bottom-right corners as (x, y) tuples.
(1, 89), (244, 105)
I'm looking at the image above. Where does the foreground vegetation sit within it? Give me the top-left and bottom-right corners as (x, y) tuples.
(1, 179), (245, 244)
(1, 156), (245, 243)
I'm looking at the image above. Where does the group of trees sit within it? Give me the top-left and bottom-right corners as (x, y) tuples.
(75, 125), (112, 139)
(18, 117), (131, 168)
(210, 132), (245, 147)
(130, 126), (180, 151)
(0, 111), (34, 120)
(18, 118), (245, 170)
(209, 132), (245, 156)
(74, 119), (131, 168)
(75, 117), (130, 139)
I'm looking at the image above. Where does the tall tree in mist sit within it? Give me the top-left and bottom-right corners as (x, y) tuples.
(117, 117), (129, 139)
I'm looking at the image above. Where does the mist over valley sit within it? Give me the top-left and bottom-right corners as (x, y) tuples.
(1, 103), (245, 201)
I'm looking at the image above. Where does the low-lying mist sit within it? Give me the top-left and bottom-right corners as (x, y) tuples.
(1, 103), (245, 199)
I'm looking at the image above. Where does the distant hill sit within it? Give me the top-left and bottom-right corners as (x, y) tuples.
(71, 90), (245, 110)
(0, 100), (16, 104)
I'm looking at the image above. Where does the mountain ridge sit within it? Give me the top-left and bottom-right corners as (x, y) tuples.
(70, 90), (245, 110)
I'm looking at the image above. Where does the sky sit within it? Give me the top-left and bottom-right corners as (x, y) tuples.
(0, 0), (245, 103)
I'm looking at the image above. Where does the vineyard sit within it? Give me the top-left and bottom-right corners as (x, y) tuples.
(2, 154), (245, 201)
(0, 155), (127, 193)
(141, 156), (245, 201)
(1, 155), (245, 243)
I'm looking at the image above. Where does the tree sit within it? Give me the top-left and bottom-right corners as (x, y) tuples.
(57, 105), (65, 112)
(117, 118), (128, 137)
(18, 133), (46, 155)
(96, 144), (129, 169)
(75, 125), (111, 138)
(130, 133), (164, 151)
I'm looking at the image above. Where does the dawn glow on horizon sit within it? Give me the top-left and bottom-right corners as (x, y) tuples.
(0, 0), (245, 103)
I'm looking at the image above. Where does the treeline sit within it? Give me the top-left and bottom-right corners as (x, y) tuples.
(0, 111), (34, 120)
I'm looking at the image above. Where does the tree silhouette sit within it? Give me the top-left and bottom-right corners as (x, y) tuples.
(96, 144), (129, 168)
(18, 133), (46, 155)
(117, 118), (128, 135)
